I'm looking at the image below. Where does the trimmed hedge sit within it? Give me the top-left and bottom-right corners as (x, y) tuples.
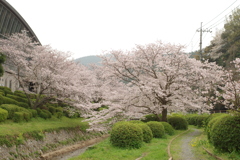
(205, 114), (229, 142)
(0, 108), (8, 122)
(129, 121), (153, 143)
(6, 94), (28, 104)
(186, 114), (208, 127)
(146, 121), (165, 138)
(210, 115), (240, 152)
(141, 114), (162, 122)
(0, 104), (32, 121)
(14, 90), (27, 98)
(168, 116), (188, 130)
(0, 86), (13, 96)
(161, 122), (175, 135)
(110, 122), (143, 148)
(37, 109), (52, 119)
(0, 95), (19, 105)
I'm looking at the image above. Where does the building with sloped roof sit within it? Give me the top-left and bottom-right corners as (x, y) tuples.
(0, 0), (40, 43)
(0, 0), (41, 91)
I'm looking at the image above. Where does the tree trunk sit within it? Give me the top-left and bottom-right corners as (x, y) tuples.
(161, 108), (167, 122)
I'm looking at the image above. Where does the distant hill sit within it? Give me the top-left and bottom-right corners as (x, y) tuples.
(74, 55), (102, 66)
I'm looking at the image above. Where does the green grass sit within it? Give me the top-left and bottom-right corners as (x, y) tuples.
(69, 130), (186, 160)
(0, 116), (88, 136)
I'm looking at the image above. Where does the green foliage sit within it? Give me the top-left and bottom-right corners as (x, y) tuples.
(129, 120), (153, 143)
(54, 112), (63, 119)
(137, 123), (153, 143)
(161, 122), (174, 135)
(48, 106), (56, 114)
(168, 116), (188, 130)
(17, 102), (30, 108)
(0, 86), (13, 96)
(205, 114), (229, 142)
(185, 114), (209, 127)
(6, 94), (28, 104)
(110, 122), (143, 149)
(141, 114), (162, 122)
(0, 108), (8, 122)
(0, 95), (19, 105)
(210, 115), (240, 152)
(38, 109), (52, 119)
(0, 104), (22, 118)
(28, 109), (38, 117)
(14, 90), (27, 98)
(13, 111), (32, 122)
(146, 121), (165, 138)
(0, 104), (31, 120)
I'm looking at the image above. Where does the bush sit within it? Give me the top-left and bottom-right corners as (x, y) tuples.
(0, 95), (19, 105)
(110, 122), (143, 148)
(0, 108), (8, 122)
(186, 114), (209, 127)
(14, 90), (27, 98)
(146, 121), (165, 138)
(38, 109), (52, 119)
(12, 110), (32, 122)
(205, 114), (229, 141)
(210, 115), (240, 152)
(48, 106), (56, 114)
(129, 121), (153, 143)
(161, 122), (174, 135)
(13, 112), (24, 122)
(6, 94), (28, 104)
(0, 86), (13, 96)
(137, 123), (153, 143)
(0, 104), (22, 118)
(17, 102), (30, 108)
(29, 109), (38, 117)
(141, 114), (162, 122)
(168, 116), (188, 130)
(54, 112), (63, 119)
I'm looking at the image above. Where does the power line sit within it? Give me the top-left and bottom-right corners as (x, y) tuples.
(202, 0), (238, 28)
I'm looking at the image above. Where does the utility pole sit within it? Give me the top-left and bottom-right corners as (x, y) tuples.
(196, 22), (211, 61)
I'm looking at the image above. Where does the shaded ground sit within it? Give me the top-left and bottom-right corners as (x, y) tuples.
(180, 128), (202, 160)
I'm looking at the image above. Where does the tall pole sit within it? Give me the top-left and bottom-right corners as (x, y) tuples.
(199, 22), (203, 61)
(196, 22), (211, 61)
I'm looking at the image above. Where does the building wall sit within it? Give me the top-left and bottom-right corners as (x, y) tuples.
(0, 0), (41, 92)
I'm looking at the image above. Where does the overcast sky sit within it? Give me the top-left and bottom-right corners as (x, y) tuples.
(6, 0), (240, 59)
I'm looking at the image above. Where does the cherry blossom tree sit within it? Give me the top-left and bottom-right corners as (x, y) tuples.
(0, 31), (89, 109)
(101, 41), (224, 121)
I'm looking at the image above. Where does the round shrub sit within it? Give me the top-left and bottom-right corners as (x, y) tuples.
(110, 122), (143, 148)
(161, 122), (174, 135)
(38, 109), (52, 119)
(168, 116), (188, 130)
(136, 123), (153, 143)
(194, 115), (209, 127)
(146, 121), (165, 138)
(141, 114), (162, 122)
(210, 115), (240, 152)
(0, 108), (8, 122)
(13, 112), (24, 122)
(14, 90), (27, 98)
(205, 114), (229, 141)
(0, 86), (13, 96)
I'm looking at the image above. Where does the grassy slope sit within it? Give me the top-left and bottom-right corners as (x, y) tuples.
(0, 117), (88, 136)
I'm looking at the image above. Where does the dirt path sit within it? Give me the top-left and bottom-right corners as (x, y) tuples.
(179, 128), (202, 160)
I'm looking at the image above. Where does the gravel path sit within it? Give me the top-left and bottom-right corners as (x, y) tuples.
(180, 128), (202, 160)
